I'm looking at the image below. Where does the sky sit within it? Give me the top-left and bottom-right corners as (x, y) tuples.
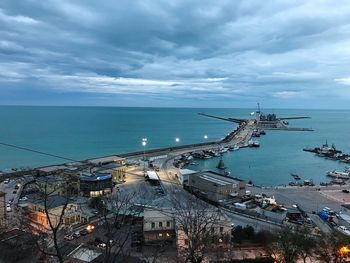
(1, 0), (350, 108)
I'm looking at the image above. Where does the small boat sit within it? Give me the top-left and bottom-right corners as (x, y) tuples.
(260, 130), (266, 135)
(291, 173), (301, 180)
(252, 141), (260, 147)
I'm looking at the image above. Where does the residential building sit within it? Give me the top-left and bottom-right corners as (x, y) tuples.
(0, 192), (5, 227)
(79, 172), (113, 197)
(143, 209), (175, 242)
(27, 195), (81, 230)
(187, 171), (246, 203)
(176, 211), (232, 258)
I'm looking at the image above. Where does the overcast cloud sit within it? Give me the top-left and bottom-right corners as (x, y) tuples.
(1, 0), (350, 108)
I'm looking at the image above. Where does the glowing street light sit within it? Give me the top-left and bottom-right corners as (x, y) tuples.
(175, 137), (180, 143)
(204, 135), (208, 140)
(142, 138), (147, 175)
(339, 246), (350, 255)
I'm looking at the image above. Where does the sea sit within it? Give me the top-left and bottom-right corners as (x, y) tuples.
(1, 106), (349, 186)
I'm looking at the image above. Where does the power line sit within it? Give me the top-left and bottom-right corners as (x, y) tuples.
(0, 141), (79, 163)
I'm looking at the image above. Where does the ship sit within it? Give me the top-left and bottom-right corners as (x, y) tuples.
(327, 170), (350, 180)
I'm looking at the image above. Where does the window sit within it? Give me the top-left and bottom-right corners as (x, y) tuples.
(166, 221), (171, 227)
(159, 222), (163, 227)
(151, 222), (155, 229)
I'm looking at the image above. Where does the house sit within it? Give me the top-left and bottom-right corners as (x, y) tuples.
(143, 209), (175, 243)
(187, 171), (246, 203)
(27, 195), (81, 231)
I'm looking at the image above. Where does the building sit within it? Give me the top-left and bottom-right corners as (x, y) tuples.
(257, 205), (287, 223)
(79, 172), (113, 198)
(27, 195), (81, 230)
(87, 156), (125, 166)
(143, 209), (175, 243)
(36, 175), (79, 196)
(94, 163), (126, 184)
(176, 211), (232, 259)
(178, 169), (197, 185)
(0, 192), (6, 227)
(187, 171), (246, 203)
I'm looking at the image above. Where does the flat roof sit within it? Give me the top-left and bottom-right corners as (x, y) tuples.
(193, 171), (243, 185)
(31, 195), (70, 209)
(87, 156), (125, 165)
(146, 171), (159, 181)
(68, 245), (102, 262)
(179, 169), (197, 175)
(38, 165), (67, 173)
(80, 172), (112, 181)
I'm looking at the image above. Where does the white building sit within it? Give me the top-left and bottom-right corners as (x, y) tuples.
(143, 209), (175, 242)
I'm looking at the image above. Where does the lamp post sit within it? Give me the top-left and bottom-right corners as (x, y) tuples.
(175, 137), (180, 143)
(204, 135), (208, 140)
(142, 138), (147, 176)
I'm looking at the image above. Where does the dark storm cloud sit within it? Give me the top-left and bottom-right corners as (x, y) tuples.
(1, 0), (350, 107)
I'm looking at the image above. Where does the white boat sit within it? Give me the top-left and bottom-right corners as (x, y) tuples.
(327, 170), (350, 179)
(253, 141), (260, 147)
(336, 226), (350, 236)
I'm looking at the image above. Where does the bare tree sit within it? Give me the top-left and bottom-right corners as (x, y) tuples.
(92, 188), (149, 263)
(266, 225), (299, 263)
(169, 192), (231, 263)
(18, 175), (78, 263)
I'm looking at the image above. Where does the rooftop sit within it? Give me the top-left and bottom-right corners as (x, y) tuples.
(146, 171), (159, 181)
(94, 162), (123, 172)
(192, 171), (243, 186)
(87, 156), (125, 165)
(80, 172), (112, 181)
(32, 195), (70, 209)
(68, 244), (102, 262)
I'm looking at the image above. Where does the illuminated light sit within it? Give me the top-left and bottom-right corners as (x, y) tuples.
(142, 141), (147, 146)
(86, 224), (95, 232)
(204, 135), (208, 139)
(339, 246), (350, 254)
(175, 137), (180, 143)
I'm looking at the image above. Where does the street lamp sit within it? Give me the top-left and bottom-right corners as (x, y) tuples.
(142, 138), (147, 175)
(204, 135), (208, 140)
(175, 137), (180, 143)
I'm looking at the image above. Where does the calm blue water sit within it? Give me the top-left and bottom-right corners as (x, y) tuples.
(0, 106), (349, 186)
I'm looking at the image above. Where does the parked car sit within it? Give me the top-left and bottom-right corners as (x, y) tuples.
(3, 179), (10, 184)
(64, 235), (74, 241)
(97, 243), (106, 248)
(79, 229), (89, 236)
(19, 196), (28, 201)
(73, 232), (80, 238)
